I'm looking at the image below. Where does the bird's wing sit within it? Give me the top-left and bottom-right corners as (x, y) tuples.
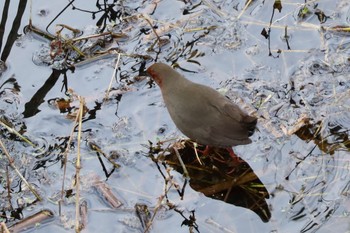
(207, 100), (256, 140)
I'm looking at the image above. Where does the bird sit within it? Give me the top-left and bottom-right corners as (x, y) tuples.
(146, 62), (257, 160)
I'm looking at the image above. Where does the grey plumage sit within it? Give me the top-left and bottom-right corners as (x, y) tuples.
(147, 62), (257, 148)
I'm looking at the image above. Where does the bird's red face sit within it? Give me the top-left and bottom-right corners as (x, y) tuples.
(146, 66), (163, 87)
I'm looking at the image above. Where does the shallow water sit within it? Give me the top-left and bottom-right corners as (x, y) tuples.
(1, 0), (350, 232)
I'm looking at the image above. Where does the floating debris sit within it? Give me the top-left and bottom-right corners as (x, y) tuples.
(93, 180), (123, 208)
(8, 209), (54, 233)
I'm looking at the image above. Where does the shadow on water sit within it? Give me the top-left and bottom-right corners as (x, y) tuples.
(151, 140), (271, 223)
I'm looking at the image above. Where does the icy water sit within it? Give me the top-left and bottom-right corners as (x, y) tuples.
(1, 0), (350, 232)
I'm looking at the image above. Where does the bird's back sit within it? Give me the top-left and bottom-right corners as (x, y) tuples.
(162, 79), (257, 147)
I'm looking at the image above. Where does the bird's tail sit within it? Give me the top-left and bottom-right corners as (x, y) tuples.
(243, 116), (258, 136)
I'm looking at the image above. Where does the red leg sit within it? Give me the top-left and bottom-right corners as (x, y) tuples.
(196, 145), (225, 162)
(226, 147), (242, 164)
(196, 145), (212, 156)
(225, 147), (244, 174)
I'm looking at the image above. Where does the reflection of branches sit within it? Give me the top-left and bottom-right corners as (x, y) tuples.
(23, 68), (74, 118)
(0, 76), (21, 93)
(0, 0), (28, 62)
(0, 0), (10, 53)
(45, 0), (75, 33)
(295, 120), (350, 155)
(173, 209), (199, 233)
(168, 31), (209, 69)
(261, 1), (283, 57)
(70, 0), (129, 32)
(285, 145), (317, 181)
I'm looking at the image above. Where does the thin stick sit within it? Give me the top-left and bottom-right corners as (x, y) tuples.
(104, 53), (121, 101)
(238, 0), (253, 19)
(0, 120), (45, 154)
(202, 0), (227, 18)
(75, 97), (84, 233)
(0, 139), (42, 201)
(1, 222), (10, 233)
(59, 102), (82, 216)
(5, 166), (12, 210)
(173, 147), (190, 179)
(29, 0), (32, 26)
(142, 14), (161, 42)
(144, 184), (173, 233)
(192, 142), (203, 165)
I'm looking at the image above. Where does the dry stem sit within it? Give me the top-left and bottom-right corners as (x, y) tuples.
(0, 139), (42, 201)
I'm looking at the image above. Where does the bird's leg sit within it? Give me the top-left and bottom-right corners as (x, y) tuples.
(225, 147), (244, 174)
(196, 145), (241, 164)
(198, 145), (228, 163)
(226, 147), (242, 164)
(198, 145), (212, 156)
(193, 144), (213, 164)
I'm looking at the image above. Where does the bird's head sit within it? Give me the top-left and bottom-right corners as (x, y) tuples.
(146, 62), (179, 88)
